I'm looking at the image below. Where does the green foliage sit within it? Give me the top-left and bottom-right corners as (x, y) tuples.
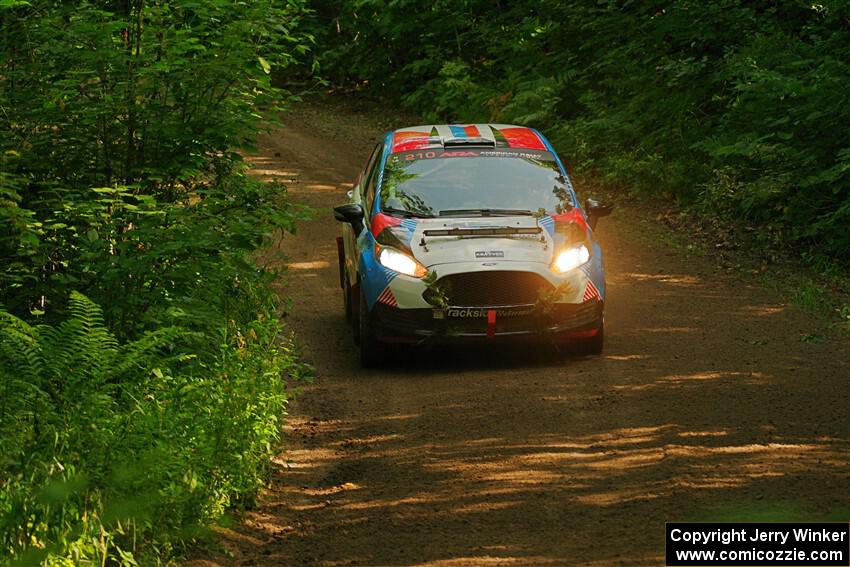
(422, 270), (449, 309)
(0, 0), (314, 321)
(313, 0), (850, 259)
(0, 0), (314, 563)
(0, 293), (307, 564)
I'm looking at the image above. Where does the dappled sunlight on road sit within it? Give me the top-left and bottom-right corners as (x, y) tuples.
(739, 304), (790, 317)
(618, 272), (703, 286)
(216, 386), (850, 564)
(287, 260), (332, 270)
(408, 556), (563, 566)
(188, 103), (850, 567)
(633, 326), (699, 333)
(603, 354), (652, 361)
(613, 370), (772, 392)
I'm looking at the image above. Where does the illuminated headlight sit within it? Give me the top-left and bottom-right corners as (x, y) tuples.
(376, 245), (427, 278)
(552, 244), (590, 273)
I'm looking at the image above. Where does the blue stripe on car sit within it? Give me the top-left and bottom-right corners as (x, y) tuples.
(579, 243), (606, 300)
(400, 219), (418, 243)
(538, 215), (555, 236)
(360, 133), (398, 310)
(533, 129), (606, 301)
(531, 128), (578, 207)
(358, 230), (397, 309)
(449, 125), (467, 138)
(372, 132), (394, 215)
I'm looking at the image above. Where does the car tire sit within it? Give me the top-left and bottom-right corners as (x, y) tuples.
(351, 281), (361, 346)
(359, 288), (380, 368)
(344, 277), (353, 322)
(575, 320), (604, 355)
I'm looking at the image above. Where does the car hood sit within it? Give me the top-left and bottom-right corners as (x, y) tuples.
(407, 216), (555, 268)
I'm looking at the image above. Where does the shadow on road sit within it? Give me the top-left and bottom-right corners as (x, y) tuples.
(188, 101), (850, 567)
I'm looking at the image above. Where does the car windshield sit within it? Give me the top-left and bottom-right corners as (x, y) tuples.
(379, 149), (574, 218)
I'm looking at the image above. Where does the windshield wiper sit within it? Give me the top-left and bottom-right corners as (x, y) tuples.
(439, 208), (534, 217)
(382, 206), (435, 219)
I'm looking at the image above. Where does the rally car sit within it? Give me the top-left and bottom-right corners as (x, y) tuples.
(334, 124), (613, 367)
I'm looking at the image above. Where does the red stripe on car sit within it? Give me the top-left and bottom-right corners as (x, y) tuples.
(551, 207), (589, 231)
(563, 327), (600, 339)
(499, 127), (546, 150)
(583, 280), (601, 302)
(371, 212), (403, 237)
(377, 286), (398, 307)
(391, 131), (432, 153)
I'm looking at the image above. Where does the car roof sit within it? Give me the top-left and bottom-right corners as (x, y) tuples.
(388, 124), (549, 154)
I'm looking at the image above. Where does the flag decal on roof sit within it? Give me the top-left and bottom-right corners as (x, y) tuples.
(390, 124), (546, 153)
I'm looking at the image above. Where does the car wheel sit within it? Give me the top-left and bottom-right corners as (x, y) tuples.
(351, 281), (361, 346)
(344, 277), (353, 322)
(359, 288), (380, 368)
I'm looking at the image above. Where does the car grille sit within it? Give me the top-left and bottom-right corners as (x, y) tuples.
(423, 270), (554, 307)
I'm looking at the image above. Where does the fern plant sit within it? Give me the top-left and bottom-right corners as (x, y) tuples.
(0, 292), (181, 563)
(1, 290), (303, 565)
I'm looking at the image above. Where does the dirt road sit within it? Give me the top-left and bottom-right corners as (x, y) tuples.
(192, 101), (850, 566)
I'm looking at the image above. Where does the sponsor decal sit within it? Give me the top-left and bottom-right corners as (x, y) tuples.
(475, 250), (504, 258)
(440, 150), (478, 158)
(390, 148), (553, 162)
(476, 150), (546, 159)
(443, 306), (535, 319)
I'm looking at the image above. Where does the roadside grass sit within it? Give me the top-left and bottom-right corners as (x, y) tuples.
(576, 173), (850, 341)
(758, 269), (850, 337)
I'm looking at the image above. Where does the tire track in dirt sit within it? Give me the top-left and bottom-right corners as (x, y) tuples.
(189, 101), (850, 567)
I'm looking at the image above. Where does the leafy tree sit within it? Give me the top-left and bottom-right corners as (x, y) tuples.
(0, 0), (314, 562)
(313, 0), (850, 259)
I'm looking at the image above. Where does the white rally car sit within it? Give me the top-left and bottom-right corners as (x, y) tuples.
(334, 124), (612, 367)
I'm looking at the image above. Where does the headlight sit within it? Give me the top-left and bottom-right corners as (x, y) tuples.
(376, 245), (427, 278)
(552, 244), (590, 273)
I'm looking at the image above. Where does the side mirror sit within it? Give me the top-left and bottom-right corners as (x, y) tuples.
(585, 199), (613, 231)
(334, 203), (365, 235)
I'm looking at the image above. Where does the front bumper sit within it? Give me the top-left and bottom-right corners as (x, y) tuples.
(372, 299), (603, 344)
